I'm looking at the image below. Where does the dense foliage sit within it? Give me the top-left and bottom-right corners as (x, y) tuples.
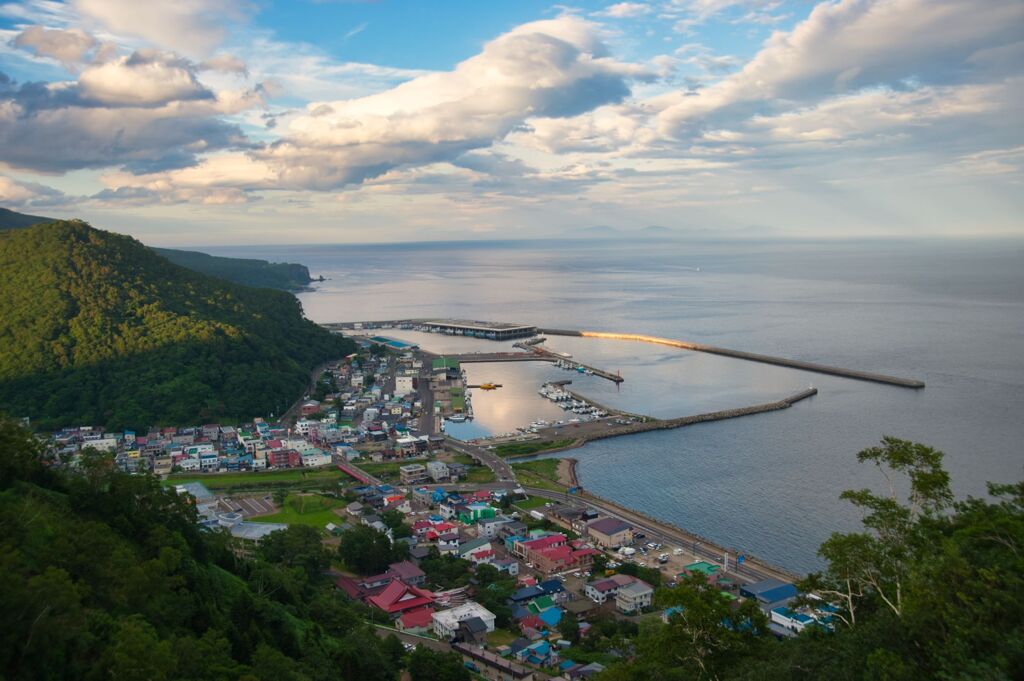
(337, 525), (409, 575)
(0, 418), (405, 681)
(0, 221), (354, 430)
(153, 247), (315, 291)
(600, 438), (1024, 680)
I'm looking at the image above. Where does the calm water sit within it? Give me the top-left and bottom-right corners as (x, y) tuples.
(207, 238), (1024, 573)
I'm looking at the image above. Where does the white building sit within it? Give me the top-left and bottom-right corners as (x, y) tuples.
(395, 375), (415, 395)
(426, 460), (450, 482)
(432, 602), (496, 640)
(615, 581), (654, 614)
(301, 452), (332, 467)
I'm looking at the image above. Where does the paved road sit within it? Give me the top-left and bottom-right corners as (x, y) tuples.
(279, 360), (335, 426)
(371, 625), (451, 652)
(444, 437), (517, 484)
(519, 485), (798, 584)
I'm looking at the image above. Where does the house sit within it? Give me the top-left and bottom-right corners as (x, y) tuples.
(366, 580), (435, 615)
(388, 560), (426, 587)
(493, 558), (520, 576)
(586, 517), (634, 548)
(432, 602), (496, 640)
(615, 580), (654, 614)
(740, 579), (799, 610)
(400, 463), (429, 485)
(426, 460), (450, 482)
(513, 533), (566, 559)
(396, 606), (435, 635)
(514, 639), (558, 667)
(300, 400), (321, 416)
(585, 574), (640, 604)
(457, 537), (492, 560)
(477, 516), (512, 539)
(771, 607), (816, 633)
(457, 616), (490, 644)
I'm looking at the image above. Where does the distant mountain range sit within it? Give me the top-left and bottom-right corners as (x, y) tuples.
(0, 220), (353, 429)
(0, 208), (315, 291)
(564, 224), (681, 238)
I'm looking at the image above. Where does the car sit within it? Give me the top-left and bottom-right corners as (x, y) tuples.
(634, 532), (646, 540)
(673, 548), (684, 555)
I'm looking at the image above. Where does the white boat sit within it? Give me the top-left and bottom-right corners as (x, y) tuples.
(447, 414), (467, 422)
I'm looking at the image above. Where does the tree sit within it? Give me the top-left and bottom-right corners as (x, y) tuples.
(337, 525), (400, 575)
(809, 437), (952, 624)
(407, 646), (470, 681)
(559, 616), (580, 644)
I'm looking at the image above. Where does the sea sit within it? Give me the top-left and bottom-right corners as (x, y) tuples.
(207, 238), (1024, 574)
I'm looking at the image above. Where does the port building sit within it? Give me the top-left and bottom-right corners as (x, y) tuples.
(423, 319), (537, 340)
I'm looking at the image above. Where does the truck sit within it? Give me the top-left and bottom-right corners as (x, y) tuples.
(529, 510), (545, 521)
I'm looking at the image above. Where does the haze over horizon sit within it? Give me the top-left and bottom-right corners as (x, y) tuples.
(1, 0), (1022, 245)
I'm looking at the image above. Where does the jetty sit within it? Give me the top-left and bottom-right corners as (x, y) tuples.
(540, 329), (925, 388)
(444, 351), (624, 384)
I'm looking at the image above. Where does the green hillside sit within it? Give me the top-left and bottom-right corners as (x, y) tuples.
(0, 220), (353, 429)
(152, 247), (316, 291)
(0, 419), (416, 681)
(0, 208), (316, 291)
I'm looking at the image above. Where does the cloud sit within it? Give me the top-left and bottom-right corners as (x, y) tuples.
(71, 0), (251, 57)
(0, 174), (72, 208)
(254, 16), (649, 189)
(658, 0), (1024, 135)
(344, 22), (368, 40)
(12, 26), (98, 68)
(0, 53), (262, 173)
(596, 3), (652, 18)
(78, 50), (212, 106)
(199, 53), (249, 76)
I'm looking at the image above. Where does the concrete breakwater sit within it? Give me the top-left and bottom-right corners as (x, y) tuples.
(540, 329), (925, 388)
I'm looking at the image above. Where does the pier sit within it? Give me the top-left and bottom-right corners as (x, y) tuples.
(541, 329), (925, 388)
(443, 351), (624, 384)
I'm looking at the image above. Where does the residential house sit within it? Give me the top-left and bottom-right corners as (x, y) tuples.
(615, 580), (654, 614)
(432, 602), (496, 640)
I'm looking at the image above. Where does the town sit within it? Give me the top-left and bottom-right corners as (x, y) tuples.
(45, 337), (838, 680)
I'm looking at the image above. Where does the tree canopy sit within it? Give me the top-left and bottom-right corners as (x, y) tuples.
(600, 437), (1024, 680)
(0, 417), (403, 681)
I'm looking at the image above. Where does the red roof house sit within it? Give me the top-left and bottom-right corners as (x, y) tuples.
(366, 580), (435, 615)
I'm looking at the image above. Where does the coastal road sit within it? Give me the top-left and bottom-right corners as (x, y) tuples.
(520, 485), (799, 585)
(444, 437), (517, 484)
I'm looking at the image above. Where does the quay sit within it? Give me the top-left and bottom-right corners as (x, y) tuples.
(441, 351), (624, 384)
(541, 329), (926, 389)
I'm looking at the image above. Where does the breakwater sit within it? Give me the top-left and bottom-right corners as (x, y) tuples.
(541, 329), (925, 388)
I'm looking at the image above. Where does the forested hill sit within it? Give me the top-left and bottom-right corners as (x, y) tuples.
(0, 220), (354, 430)
(0, 419), (414, 681)
(0, 207), (316, 291)
(152, 247), (315, 291)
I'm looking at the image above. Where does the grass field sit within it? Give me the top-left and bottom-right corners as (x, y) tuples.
(465, 466), (497, 484)
(168, 468), (345, 490)
(355, 462), (407, 480)
(495, 439), (575, 458)
(258, 493), (344, 529)
(511, 459), (564, 492)
(514, 495), (550, 510)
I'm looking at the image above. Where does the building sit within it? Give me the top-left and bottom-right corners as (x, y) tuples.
(740, 579), (799, 610)
(395, 375), (415, 395)
(387, 560), (426, 587)
(584, 574), (639, 604)
(586, 517), (634, 548)
(615, 580), (654, 614)
(426, 460), (450, 482)
(771, 607), (816, 633)
(432, 602), (497, 640)
(366, 580), (435, 615)
(399, 463), (429, 485)
(423, 319), (538, 341)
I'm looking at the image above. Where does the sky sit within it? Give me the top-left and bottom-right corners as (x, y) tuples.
(0, 0), (1021, 245)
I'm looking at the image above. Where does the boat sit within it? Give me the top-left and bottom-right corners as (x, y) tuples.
(480, 383), (498, 391)
(447, 414), (467, 422)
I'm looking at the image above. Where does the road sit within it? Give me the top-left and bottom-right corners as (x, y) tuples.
(444, 437), (517, 483)
(279, 360), (335, 426)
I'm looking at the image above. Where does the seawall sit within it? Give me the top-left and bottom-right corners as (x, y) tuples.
(540, 329), (925, 388)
